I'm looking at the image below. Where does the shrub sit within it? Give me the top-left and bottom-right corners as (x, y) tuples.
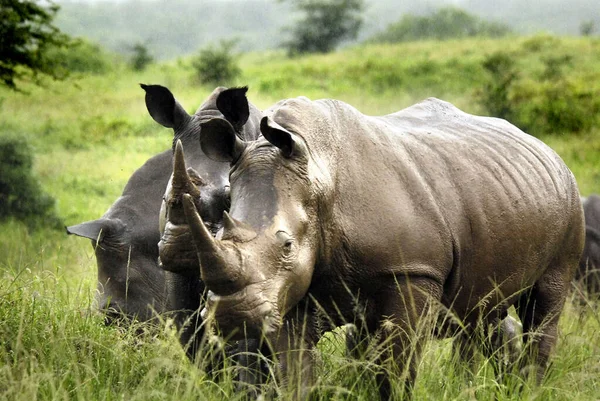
(477, 48), (600, 136)
(370, 7), (511, 43)
(45, 39), (117, 75)
(477, 51), (519, 122)
(191, 40), (241, 86)
(130, 43), (154, 72)
(0, 135), (62, 229)
(580, 20), (595, 36)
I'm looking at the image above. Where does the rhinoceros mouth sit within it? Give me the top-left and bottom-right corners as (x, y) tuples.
(201, 287), (281, 338)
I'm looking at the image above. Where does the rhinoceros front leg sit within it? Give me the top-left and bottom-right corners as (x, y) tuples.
(373, 275), (443, 401)
(269, 308), (319, 401)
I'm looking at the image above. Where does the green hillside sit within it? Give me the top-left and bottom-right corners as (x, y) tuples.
(0, 35), (599, 400)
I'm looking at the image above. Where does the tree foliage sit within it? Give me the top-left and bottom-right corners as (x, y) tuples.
(579, 20), (595, 36)
(370, 7), (511, 43)
(130, 43), (154, 71)
(192, 40), (241, 86)
(0, 0), (71, 90)
(46, 38), (116, 75)
(283, 0), (364, 55)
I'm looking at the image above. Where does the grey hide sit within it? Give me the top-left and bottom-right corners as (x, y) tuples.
(184, 96), (584, 399)
(577, 194), (600, 295)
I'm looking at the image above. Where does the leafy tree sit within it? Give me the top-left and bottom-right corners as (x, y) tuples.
(130, 43), (154, 71)
(579, 20), (595, 36)
(370, 7), (511, 43)
(0, 0), (71, 90)
(282, 0), (364, 55)
(192, 40), (241, 86)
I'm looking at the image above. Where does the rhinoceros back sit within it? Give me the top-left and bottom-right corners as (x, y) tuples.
(383, 98), (582, 309)
(287, 97), (583, 315)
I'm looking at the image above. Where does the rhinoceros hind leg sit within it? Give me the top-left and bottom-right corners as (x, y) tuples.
(515, 269), (569, 384)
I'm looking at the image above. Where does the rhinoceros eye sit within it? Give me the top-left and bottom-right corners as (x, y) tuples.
(276, 230), (294, 253)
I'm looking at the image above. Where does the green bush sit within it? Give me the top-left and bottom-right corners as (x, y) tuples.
(370, 7), (511, 43)
(130, 43), (154, 71)
(45, 38), (117, 75)
(191, 40), (241, 86)
(477, 47), (600, 136)
(0, 135), (62, 229)
(477, 51), (519, 122)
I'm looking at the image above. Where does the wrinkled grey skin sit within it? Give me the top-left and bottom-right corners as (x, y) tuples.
(66, 85), (261, 345)
(577, 194), (600, 295)
(184, 97), (584, 399)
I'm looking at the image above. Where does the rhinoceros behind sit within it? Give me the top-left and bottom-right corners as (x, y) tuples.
(183, 97), (584, 399)
(66, 85), (261, 343)
(577, 194), (600, 295)
(66, 149), (171, 323)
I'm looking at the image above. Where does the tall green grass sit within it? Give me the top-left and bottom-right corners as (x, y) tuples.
(0, 35), (599, 400)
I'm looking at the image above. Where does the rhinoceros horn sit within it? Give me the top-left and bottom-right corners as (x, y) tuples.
(172, 140), (202, 197)
(182, 194), (248, 295)
(222, 211), (257, 242)
(162, 140), (202, 228)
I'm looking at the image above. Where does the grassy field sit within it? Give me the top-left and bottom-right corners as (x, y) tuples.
(1, 35), (599, 400)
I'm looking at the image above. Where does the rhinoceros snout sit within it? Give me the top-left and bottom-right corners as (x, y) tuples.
(202, 289), (277, 338)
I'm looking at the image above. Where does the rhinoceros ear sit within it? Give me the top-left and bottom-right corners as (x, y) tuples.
(260, 116), (299, 158)
(200, 118), (247, 163)
(141, 84), (190, 129)
(66, 218), (126, 242)
(216, 86), (250, 132)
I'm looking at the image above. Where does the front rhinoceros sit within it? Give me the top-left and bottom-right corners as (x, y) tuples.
(182, 96), (584, 399)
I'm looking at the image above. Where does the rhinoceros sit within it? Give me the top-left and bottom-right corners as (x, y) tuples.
(180, 96), (584, 399)
(156, 86), (262, 356)
(577, 194), (600, 295)
(66, 85), (261, 345)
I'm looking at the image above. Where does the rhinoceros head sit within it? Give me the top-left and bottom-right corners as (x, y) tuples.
(182, 104), (327, 338)
(154, 85), (257, 274)
(66, 213), (167, 323)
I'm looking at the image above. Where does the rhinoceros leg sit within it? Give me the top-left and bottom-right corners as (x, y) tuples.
(234, 338), (273, 396)
(452, 310), (523, 384)
(373, 275), (443, 401)
(515, 265), (572, 383)
(267, 306), (319, 401)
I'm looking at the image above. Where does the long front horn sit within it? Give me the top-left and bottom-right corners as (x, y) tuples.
(183, 194), (248, 295)
(164, 140), (202, 227)
(182, 194), (218, 254)
(173, 140), (202, 196)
